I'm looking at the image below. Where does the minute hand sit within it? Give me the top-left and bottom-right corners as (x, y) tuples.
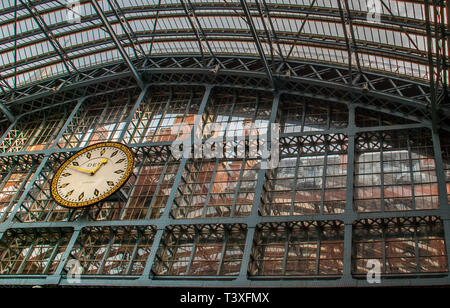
(68, 165), (93, 174)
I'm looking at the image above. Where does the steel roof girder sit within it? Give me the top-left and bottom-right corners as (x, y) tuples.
(89, 0), (145, 90)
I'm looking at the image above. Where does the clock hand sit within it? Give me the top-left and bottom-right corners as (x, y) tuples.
(91, 158), (108, 175)
(68, 165), (94, 174)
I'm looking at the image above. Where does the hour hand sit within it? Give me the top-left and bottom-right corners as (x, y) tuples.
(91, 158), (108, 174)
(68, 165), (94, 174)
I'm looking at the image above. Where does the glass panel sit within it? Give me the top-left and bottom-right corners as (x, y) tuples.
(249, 220), (344, 276)
(352, 216), (448, 275)
(0, 228), (73, 275)
(69, 226), (156, 276)
(355, 129), (438, 213)
(152, 224), (247, 276)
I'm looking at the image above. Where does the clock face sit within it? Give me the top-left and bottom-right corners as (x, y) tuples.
(51, 142), (134, 208)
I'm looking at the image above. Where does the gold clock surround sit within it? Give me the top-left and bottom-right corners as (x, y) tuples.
(51, 142), (134, 209)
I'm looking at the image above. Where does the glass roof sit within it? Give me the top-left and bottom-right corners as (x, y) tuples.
(0, 0), (444, 90)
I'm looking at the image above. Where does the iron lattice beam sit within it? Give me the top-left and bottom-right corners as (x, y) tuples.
(0, 55), (439, 128)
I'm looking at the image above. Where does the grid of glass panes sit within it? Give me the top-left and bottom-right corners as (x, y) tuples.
(383, 132), (415, 211)
(355, 108), (415, 128)
(205, 159), (259, 218)
(56, 93), (138, 149)
(0, 110), (67, 153)
(261, 134), (347, 216)
(152, 224), (247, 276)
(0, 228), (72, 275)
(410, 132), (438, 209)
(352, 216), (447, 275)
(323, 133), (348, 214)
(261, 156), (298, 216)
(171, 158), (259, 219)
(441, 135), (450, 201)
(281, 99), (348, 133)
(121, 154), (180, 220)
(69, 226), (156, 275)
(147, 91), (202, 143)
(354, 133), (383, 212)
(12, 158), (62, 223)
(203, 92), (271, 141)
(355, 129), (438, 213)
(249, 221), (344, 276)
(122, 91), (171, 144)
(0, 164), (36, 222)
(203, 92), (235, 139)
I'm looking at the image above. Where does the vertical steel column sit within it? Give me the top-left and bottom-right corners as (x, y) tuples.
(238, 92), (280, 281)
(320, 138), (329, 215)
(139, 85), (213, 281)
(380, 131), (386, 212)
(342, 103), (356, 284)
(290, 150), (302, 215)
(431, 127), (450, 275)
(281, 227), (290, 275)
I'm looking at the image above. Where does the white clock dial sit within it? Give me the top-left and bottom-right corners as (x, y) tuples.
(51, 142), (134, 208)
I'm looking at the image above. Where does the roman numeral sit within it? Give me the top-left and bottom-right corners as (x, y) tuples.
(78, 192), (84, 201)
(116, 158), (125, 164)
(86, 152), (91, 159)
(114, 169), (124, 174)
(61, 183), (70, 188)
(100, 148), (106, 156)
(111, 150), (118, 158)
(72, 162), (79, 166)
(65, 190), (74, 198)
(94, 189), (99, 197)
(62, 173), (71, 177)
(107, 181), (114, 186)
